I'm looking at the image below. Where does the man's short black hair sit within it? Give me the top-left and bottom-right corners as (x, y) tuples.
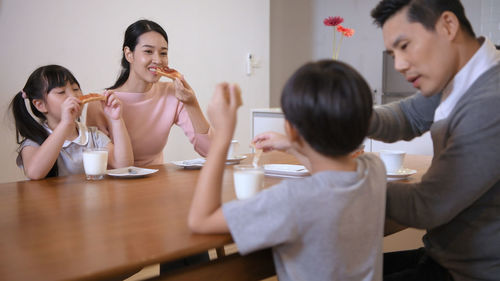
(371, 0), (475, 38)
(281, 60), (373, 157)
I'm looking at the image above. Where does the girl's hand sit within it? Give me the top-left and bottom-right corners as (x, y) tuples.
(60, 96), (82, 126)
(207, 83), (242, 140)
(252, 131), (291, 152)
(102, 91), (122, 121)
(173, 76), (197, 105)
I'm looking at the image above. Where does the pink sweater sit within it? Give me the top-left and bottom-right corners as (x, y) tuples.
(88, 82), (211, 167)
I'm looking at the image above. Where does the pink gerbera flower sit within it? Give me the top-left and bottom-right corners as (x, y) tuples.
(323, 16), (343, 26)
(324, 18), (355, 59)
(342, 28), (355, 37)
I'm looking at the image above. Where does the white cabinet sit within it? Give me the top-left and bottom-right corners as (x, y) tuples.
(251, 108), (433, 155)
(251, 108), (285, 139)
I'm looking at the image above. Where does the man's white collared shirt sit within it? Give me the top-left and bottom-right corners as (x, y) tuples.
(434, 37), (500, 122)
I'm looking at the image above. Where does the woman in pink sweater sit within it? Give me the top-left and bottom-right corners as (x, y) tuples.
(86, 19), (211, 166)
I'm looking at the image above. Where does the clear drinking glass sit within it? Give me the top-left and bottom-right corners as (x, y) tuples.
(82, 147), (108, 180)
(233, 165), (264, 200)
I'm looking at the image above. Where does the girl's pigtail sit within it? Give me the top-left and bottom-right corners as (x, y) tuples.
(10, 91), (49, 145)
(9, 91), (58, 177)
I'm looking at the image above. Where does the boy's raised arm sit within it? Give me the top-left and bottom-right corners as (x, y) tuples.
(188, 83), (242, 234)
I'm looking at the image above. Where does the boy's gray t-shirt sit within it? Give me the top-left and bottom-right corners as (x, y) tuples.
(16, 122), (110, 177)
(223, 153), (386, 281)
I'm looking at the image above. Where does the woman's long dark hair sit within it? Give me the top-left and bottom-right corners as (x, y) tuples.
(108, 19), (169, 90)
(9, 65), (80, 178)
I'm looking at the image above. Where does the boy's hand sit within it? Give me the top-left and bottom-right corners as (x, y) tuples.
(102, 91), (122, 121)
(207, 83), (242, 140)
(252, 131), (291, 152)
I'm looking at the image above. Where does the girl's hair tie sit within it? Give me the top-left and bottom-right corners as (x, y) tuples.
(21, 91), (27, 99)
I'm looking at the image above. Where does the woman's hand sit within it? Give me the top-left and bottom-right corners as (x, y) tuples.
(173, 76), (197, 105)
(101, 91), (122, 121)
(252, 131), (291, 152)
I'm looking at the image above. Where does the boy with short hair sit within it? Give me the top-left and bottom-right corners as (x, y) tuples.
(188, 60), (387, 281)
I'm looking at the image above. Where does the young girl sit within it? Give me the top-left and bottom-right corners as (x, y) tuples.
(10, 64), (133, 180)
(86, 19), (211, 166)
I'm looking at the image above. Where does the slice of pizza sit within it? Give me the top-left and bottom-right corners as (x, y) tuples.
(79, 93), (105, 104)
(155, 66), (182, 80)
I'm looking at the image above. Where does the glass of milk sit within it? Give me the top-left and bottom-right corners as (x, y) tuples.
(233, 165), (264, 200)
(82, 148), (108, 180)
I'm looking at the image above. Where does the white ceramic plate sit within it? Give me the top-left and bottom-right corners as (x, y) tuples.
(265, 173), (308, 179)
(386, 168), (417, 179)
(171, 158), (205, 169)
(264, 164), (310, 177)
(172, 155), (248, 169)
(225, 155), (247, 164)
(106, 166), (159, 178)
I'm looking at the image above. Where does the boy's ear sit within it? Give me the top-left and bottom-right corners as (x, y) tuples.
(32, 99), (47, 114)
(124, 46), (134, 63)
(285, 120), (302, 144)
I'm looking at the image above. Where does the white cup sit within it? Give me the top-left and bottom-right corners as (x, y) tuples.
(379, 150), (406, 173)
(82, 147), (108, 180)
(227, 139), (239, 160)
(233, 165), (264, 200)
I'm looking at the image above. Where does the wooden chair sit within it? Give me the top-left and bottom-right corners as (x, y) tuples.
(147, 249), (276, 281)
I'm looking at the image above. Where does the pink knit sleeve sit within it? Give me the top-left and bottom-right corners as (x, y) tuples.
(175, 103), (212, 157)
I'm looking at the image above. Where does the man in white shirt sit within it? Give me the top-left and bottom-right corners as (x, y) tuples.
(370, 0), (500, 280)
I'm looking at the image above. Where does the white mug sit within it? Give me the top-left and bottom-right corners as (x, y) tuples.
(379, 150), (406, 173)
(227, 139), (239, 160)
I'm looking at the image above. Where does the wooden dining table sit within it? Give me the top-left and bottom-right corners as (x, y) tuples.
(0, 151), (431, 281)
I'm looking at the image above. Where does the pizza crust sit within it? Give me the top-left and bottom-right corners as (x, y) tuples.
(155, 67), (182, 80)
(79, 93), (105, 104)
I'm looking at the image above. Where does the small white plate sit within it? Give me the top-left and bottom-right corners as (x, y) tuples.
(172, 155), (248, 170)
(106, 166), (158, 178)
(386, 168), (417, 179)
(264, 164), (310, 177)
(171, 158), (205, 169)
(226, 155), (247, 164)
(265, 173), (308, 179)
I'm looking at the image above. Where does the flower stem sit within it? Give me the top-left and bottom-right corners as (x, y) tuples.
(336, 35), (343, 59)
(332, 28), (337, 60)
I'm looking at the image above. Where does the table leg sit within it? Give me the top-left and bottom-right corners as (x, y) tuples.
(215, 247), (226, 258)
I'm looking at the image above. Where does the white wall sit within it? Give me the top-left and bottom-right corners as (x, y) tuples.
(311, 0), (385, 95)
(270, 0), (488, 106)
(0, 0), (270, 183)
(270, 0), (385, 107)
(270, 0), (315, 107)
